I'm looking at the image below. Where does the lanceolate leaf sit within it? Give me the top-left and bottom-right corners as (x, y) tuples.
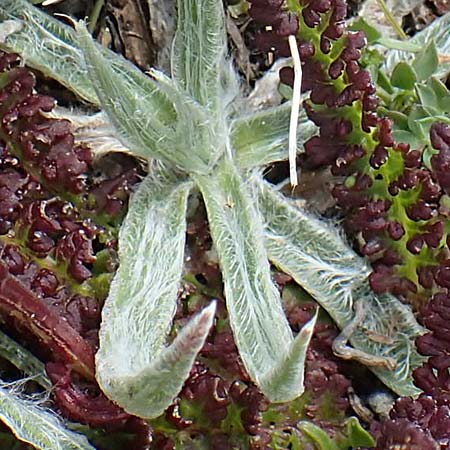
(253, 176), (425, 396)
(76, 23), (218, 175)
(171, 0), (227, 110)
(0, 381), (95, 450)
(96, 170), (215, 418)
(231, 102), (317, 169)
(195, 157), (317, 403)
(75, 23), (179, 164)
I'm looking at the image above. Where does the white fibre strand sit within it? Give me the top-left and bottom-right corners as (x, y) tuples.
(288, 35), (302, 188)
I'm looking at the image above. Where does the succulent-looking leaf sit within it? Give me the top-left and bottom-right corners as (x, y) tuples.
(390, 62), (417, 90)
(195, 157), (316, 403)
(253, 176), (425, 396)
(0, 380), (95, 450)
(299, 418), (375, 449)
(231, 102), (318, 169)
(384, 11), (450, 79)
(0, 330), (51, 390)
(171, 0), (227, 110)
(96, 170), (215, 418)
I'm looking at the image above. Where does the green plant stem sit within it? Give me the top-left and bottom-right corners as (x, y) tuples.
(376, 0), (408, 40)
(88, 0), (105, 34)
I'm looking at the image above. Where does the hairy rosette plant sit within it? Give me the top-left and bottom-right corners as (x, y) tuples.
(0, 0), (431, 447)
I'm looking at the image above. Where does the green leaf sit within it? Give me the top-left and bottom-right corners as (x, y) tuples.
(390, 62), (417, 90)
(299, 422), (340, 450)
(349, 17), (381, 44)
(344, 417), (376, 448)
(379, 108), (409, 129)
(423, 145), (440, 170)
(392, 129), (420, 148)
(413, 40), (439, 80)
(377, 70), (394, 94)
(0, 381), (95, 450)
(96, 171), (215, 418)
(416, 83), (439, 109)
(384, 11), (450, 79)
(407, 106), (429, 140)
(231, 102), (317, 169)
(0, 331), (51, 390)
(171, 0), (230, 111)
(253, 176), (425, 396)
(429, 77), (450, 112)
(195, 158), (316, 403)
(377, 37), (422, 52)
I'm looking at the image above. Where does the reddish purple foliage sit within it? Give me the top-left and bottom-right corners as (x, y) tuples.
(0, 51), (150, 446)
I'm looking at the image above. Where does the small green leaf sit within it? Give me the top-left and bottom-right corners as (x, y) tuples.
(377, 37), (422, 52)
(0, 381), (95, 450)
(377, 70), (394, 94)
(413, 40), (439, 80)
(344, 417), (376, 448)
(390, 62), (417, 90)
(380, 108), (409, 129)
(96, 171), (215, 418)
(195, 157), (316, 403)
(231, 102), (317, 169)
(407, 106), (429, 140)
(416, 83), (439, 109)
(423, 145), (440, 170)
(429, 77), (450, 112)
(349, 18), (381, 44)
(392, 129), (420, 148)
(299, 422), (340, 450)
(429, 76), (449, 98)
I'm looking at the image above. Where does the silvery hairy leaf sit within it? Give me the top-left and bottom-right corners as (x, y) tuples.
(0, 0), (177, 127)
(96, 169), (215, 418)
(231, 102), (317, 169)
(171, 0), (227, 110)
(77, 23), (222, 175)
(195, 157), (317, 402)
(253, 176), (425, 396)
(0, 380), (95, 450)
